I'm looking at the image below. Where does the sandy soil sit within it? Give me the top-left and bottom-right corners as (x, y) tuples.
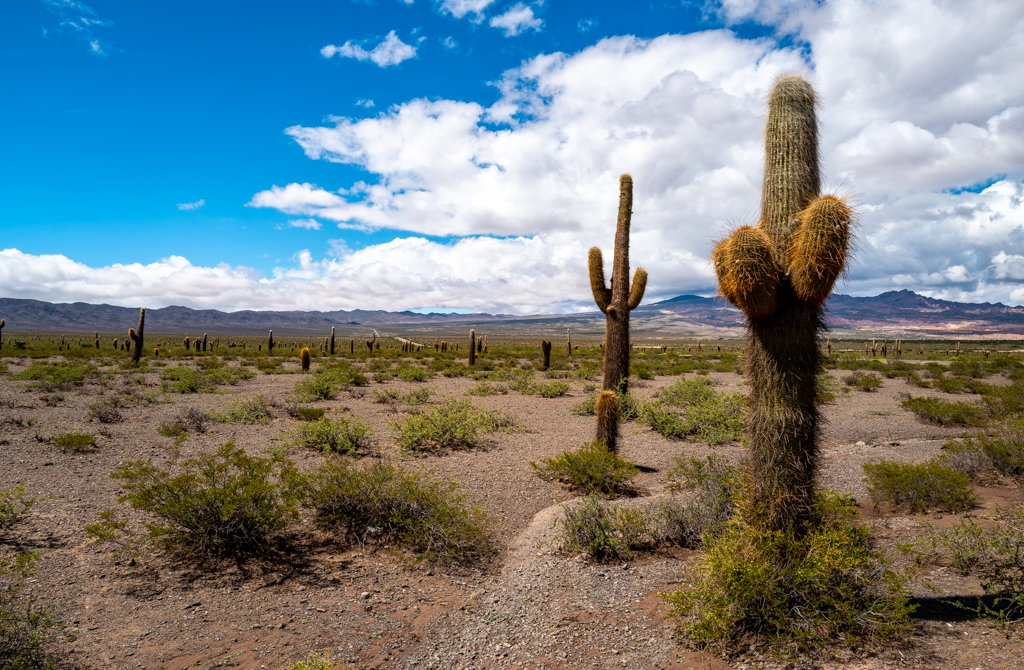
(1, 353), (1022, 670)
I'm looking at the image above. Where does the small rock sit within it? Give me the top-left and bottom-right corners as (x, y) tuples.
(361, 592), (371, 599)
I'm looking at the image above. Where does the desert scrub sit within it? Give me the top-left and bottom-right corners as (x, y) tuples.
(403, 388), (433, 405)
(91, 442), (299, 562)
(161, 365), (252, 393)
(532, 379), (571, 398)
(396, 366), (432, 382)
(466, 380), (503, 396)
(863, 459), (976, 513)
(901, 396), (987, 426)
(940, 423), (1024, 478)
(212, 394), (273, 425)
(658, 454), (738, 548)
(87, 398), (123, 423)
(531, 440), (639, 497)
(291, 373), (340, 402)
(0, 483), (37, 533)
(11, 361), (99, 389)
(371, 388), (401, 404)
(638, 377), (745, 445)
(982, 380), (1024, 417)
(555, 495), (653, 561)
(815, 373), (842, 403)
(51, 432), (96, 452)
(0, 552), (73, 669)
(291, 406), (326, 421)
(284, 650), (353, 670)
(925, 503), (1024, 619)
(392, 398), (515, 451)
(666, 493), (914, 659)
(288, 416), (372, 456)
(297, 458), (493, 564)
(844, 371), (882, 392)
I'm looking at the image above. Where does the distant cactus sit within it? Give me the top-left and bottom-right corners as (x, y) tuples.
(268, 330), (274, 353)
(300, 347), (311, 372)
(469, 329), (476, 366)
(94, 331), (100, 348)
(350, 338), (354, 354)
(0, 318), (5, 350)
(154, 348), (160, 357)
(595, 391), (620, 455)
(711, 74), (852, 533)
(541, 340), (552, 370)
(329, 327), (336, 355)
(184, 336), (191, 350)
(129, 308), (145, 364)
(202, 333), (208, 352)
(589, 174), (648, 394)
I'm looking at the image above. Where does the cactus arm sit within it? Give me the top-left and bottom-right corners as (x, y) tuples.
(626, 267), (647, 310)
(788, 195), (852, 305)
(588, 247), (611, 313)
(712, 226), (781, 320)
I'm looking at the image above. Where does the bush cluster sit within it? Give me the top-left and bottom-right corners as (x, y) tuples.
(844, 371), (883, 392)
(901, 396), (987, 426)
(638, 377), (745, 445)
(532, 441), (639, 497)
(51, 432), (96, 452)
(392, 398), (519, 451)
(1, 553), (71, 669)
(288, 415), (372, 456)
(863, 459), (976, 513)
(940, 424), (1024, 478)
(212, 394), (273, 425)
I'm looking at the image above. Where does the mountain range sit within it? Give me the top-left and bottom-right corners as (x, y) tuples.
(0, 290), (1021, 339)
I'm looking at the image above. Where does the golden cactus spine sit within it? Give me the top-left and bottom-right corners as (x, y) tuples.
(588, 174), (648, 394)
(710, 74), (852, 533)
(300, 347), (311, 372)
(129, 308), (145, 364)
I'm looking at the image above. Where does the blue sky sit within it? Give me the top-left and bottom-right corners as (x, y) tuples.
(2, 0), (1023, 313)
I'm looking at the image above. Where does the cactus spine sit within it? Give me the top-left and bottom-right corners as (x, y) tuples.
(588, 174), (648, 394)
(469, 329), (476, 366)
(129, 308), (145, 364)
(300, 347), (311, 372)
(541, 340), (552, 371)
(711, 75), (852, 533)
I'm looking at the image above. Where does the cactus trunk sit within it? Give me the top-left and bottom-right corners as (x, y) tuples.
(129, 308), (145, 364)
(541, 339), (552, 370)
(469, 329), (476, 366)
(329, 327), (336, 355)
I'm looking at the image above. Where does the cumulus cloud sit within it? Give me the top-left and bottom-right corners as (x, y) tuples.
(435, 0), (496, 20)
(489, 4), (543, 36)
(321, 31), (417, 67)
(176, 199), (206, 211)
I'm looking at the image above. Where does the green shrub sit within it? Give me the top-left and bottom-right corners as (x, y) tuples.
(289, 416), (372, 456)
(926, 503), (1024, 619)
(157, 421), (185, 437)
(631, 362), (654, 380)
(639, 378), (745, 445)
(658, 455), (737, 547)
(941, 424), (1024, 478)
(255, 357), (281, 374)
(531, 441), (639, 497)
(982, 381), (1024, 418)
(295, 407), (326, 421)
(371, 389), (401, 404)
(87, 399), (123, 423)
(291, 374), (338, 402)
(396, 366), (431, 382)
(392, 399), (506, 451)
(0, 553), (71, 669)
(161, 366), (202, 393)
(901, 397), (987, 426)
(403, 388), (433, 405)
(844, 371), (882, 392)
(0, 483), (37, 533)
(863, 459), (976, 513)
(284, 650), (352, 670)
(298, 458), (493, 564)
(666, 493), (914, 658)
(532, 380), (570, 398)
(950, 359), (985, 378)
(816, 373), (841, 403)
(51, 432), (96, 452)
(11, 361), (98, 389)
(94, 442), (299, 562)
(570, 394), (597, 415)
(212, 394), (273, 425)
(555, 495), (653, 561)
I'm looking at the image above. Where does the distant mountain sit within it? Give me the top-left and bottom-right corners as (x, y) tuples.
(0, 290), (1021, 338)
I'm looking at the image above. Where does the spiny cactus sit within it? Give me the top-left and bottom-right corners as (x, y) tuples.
(329, 327), (336, 355)
(589, 174), (648, 395)
(268, 330), (275, 353)
(202, 333), (208, 352)
(153, 348), (160, 357)
(184, 336), (191, 350)
(1, 318), (6, 350)
(595, 390), (620, 454)
(300, 347), (311, 372)
(711, 74), (852, 533)
(469, 329), (476, 366)
(129, 308), (145, 364)
(541, 340), (552, 371)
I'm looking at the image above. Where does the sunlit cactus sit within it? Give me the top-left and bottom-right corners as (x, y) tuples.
(711, 74), (853, 533)
(589, 174), (647, 394)
(300, 347), (311, 372)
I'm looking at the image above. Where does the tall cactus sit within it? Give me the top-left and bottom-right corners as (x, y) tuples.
(711, 75), (852, 533)
(329, 327), (336, 355)
(128, 308), (145, 364)
(589, 174), (648, 394)
(469, 329), (476, 366)
(1, 318), (6, 350)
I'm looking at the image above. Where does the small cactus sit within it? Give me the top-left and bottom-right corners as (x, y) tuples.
(541, 340), (552, 370)
(153, 348), (160, 357)
(469, 329), (476, 366)
(129, 308), (145, 364)
(202, 333), (208, 352)
(268, 330), (274, 353)
(595, 391), (620, 455)
(300, 347), (311, 372)
(184, 336), (191, 350)
(589, 174), (648, 394)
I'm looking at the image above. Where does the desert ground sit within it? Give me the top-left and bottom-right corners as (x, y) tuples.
(1, 334), (1023, 670)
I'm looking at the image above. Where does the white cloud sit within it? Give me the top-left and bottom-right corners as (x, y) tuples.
(355, 99), (375, 108)
(41, 0), (113, 55)
(176, 199), (206, 211)
(442, 36), (459, 50)
(577, 18), (596, 33)
(489, 4), (543, 36)
(288, 218), (322, 230)
(435, 0), (496, 20)
(321, 31), (417, 67)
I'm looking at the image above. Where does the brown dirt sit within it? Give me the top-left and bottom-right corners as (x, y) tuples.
(1, 355), (1023, 670)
